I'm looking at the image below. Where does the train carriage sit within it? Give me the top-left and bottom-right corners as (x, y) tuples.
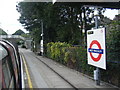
(0, 40), (21, 89)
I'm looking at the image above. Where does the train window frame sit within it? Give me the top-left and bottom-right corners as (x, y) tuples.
(0, 43), (15, 88)
(0, 40), (20, 88)
(2, 40), (20, 78)
(8, 45), (19, 85)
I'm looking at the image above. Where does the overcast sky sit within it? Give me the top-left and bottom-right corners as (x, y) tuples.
(0, 0), (119, 34)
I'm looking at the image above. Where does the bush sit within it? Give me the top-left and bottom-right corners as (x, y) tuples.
(46, 42), (71, 62)
(46, 42), (94, 76)
(46, 38), (120, 87)
(102, 29), (120, 87)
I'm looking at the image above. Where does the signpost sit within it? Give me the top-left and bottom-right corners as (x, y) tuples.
(87, 28), (106, 69)
(87, 28), (106, 85)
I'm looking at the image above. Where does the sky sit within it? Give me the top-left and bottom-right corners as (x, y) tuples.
(0, 0), (119, 34)
(0, 0), (26, 34)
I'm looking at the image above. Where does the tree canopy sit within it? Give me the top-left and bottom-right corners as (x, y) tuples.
(12, 29), (25, 35)
(0, 28), (7, 35)
(16, 2), (105, 45)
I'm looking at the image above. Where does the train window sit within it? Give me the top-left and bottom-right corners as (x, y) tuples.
(0, 44), (12, 88)
(0, 45), (8, 60)
(2, 57), (12, 88)
(2, 61), (9, 87)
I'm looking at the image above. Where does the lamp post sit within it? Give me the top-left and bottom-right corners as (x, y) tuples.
(40, 20), (44, 56)
(94, 8), (101, 86)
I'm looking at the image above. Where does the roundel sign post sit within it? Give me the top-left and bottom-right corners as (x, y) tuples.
(87, 28), (106, 70)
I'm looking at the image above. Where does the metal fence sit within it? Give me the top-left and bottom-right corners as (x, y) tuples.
(0, 35), (25, 40)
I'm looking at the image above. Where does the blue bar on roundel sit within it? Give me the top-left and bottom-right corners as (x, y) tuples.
(88, 48), (103, 54)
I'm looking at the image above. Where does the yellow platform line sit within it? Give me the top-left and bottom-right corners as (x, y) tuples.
(21, 54), (33, 89)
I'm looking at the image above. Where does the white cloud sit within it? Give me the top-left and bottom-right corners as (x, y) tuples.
(0, 0), (27, 34)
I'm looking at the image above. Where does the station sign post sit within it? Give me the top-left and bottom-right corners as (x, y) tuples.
(87, 28), (106, 85)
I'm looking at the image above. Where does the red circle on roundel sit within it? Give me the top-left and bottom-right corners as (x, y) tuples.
(89, 40), (102, 62)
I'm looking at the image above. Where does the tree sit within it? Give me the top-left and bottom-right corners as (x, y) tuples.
(16, 2), (105, 46)
(12, 29), (25, 35)
(106, 14), (120, 62)
(0, 28), (7, 35)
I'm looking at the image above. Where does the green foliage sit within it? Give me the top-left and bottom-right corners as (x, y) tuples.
(47, 42), (71, 61)
(0, 28), (7, 35)
(106, 15), (120, 64)
(107, 30), (120, 61)
(46, 42), (94, 75)
(64, 51), (71, 63)
(102, 15), (120, 87)
(12, 29), (25, 35)
(102, 29), (120, 87)
(17, 2), (105, 45)
(64, 47), (78, 64)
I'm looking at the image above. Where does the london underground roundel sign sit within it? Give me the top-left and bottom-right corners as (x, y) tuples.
(89, 40), (103, 62)
(87, 28), (106, 70)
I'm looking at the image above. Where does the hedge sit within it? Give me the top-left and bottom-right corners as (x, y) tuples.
(46, 41), (120, 87)
(46, 42), (94, 76)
